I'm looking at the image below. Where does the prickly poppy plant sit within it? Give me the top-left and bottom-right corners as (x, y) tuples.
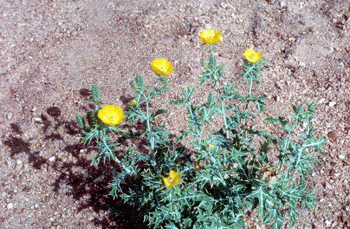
(76, 32), (325, 228)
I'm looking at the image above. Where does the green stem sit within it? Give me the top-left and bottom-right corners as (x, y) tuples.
(221, 100), (229, 138)
(215, 80), (221, 95)
(144, 78), (160, 149)
(241, 78), (254, 129)
(199, 125), (205, 142)
(188, 104), (202, 141)
(243, 64), (255, 79)
(248, 78), (253, 96)
(145, 98), (152, 133)
(210, 45), (214, 55)
(284, 121), (297, 150)
(144, 94), (157, 171)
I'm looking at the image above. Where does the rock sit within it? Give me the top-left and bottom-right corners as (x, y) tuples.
(339, 155), (345, 159)
(336, 102), (346, 110)
(318, 98), (325, 104)
(204, 24), (212, 29)
(49, 156), (56, 162)
(313, 220), (325, 228)
(327, 130), (339, 142)
(328, 101), (336, 107)
(15, 163), (23, 171)
(34, 117), (43, 123)
(7, 203), (14, 209)
(6, 112), (13, 120)
(275, 81), (284, 90)
(325, 220), (332, 227)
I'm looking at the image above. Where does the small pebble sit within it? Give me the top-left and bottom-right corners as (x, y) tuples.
(7, 203), (14, 209)
(312, 220), (325, 228)
(325, 220), (332, 227)
(49, 156), (56, 162)
(318, 98), (325, 103)
(339, 155), (345, 159)
(6, 112), (13, 120)
(336, 102), (346, 110)
(34, 117), (43, 123)
(327, 130), (339, 142)
(204, 24), (212, 29)
(17, 160), (22, 165)
(328, 101), (336, 107)
(16, 163), (23, 171)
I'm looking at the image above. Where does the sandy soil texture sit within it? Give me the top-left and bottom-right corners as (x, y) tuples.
(1, 0), (350, 228)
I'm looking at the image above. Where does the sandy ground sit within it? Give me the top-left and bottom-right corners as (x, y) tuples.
(1, 0), (350, 228)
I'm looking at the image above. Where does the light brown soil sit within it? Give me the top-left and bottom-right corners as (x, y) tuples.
(1, 0), (349, 228)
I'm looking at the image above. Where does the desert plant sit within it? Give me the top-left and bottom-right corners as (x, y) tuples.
(76, 29), (325, 228)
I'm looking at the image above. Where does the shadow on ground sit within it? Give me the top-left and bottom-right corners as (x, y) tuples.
(3, 104), (149, 229)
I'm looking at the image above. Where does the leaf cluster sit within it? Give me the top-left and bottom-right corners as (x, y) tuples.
(76, 48), (325, 228)
(76, 85), (122, 166)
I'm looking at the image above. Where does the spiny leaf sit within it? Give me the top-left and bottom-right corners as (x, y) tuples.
(307, 101), (317, 112)
(76, 114), (85, 128)
(301, 136), (326, 149)
(157, 76), (168, 86)
(136, 74), (144, 87)
(208, 93), (215, 105)
(91, 84), (100, 102)
(150, 109), (168, 120)
(87, 110), (98, 127)
(209, 56), (217, 69)
(265, 116), (289, 126)
(255, 97), (266, 113)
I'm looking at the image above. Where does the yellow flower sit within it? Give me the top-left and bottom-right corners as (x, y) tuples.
(130, 99), (137, 105)
(198, 29), (222, 45)
(195, 164), (200, 171)
(243, 48), (263, 63)
(209, 144), (214, 150)
(162, 170), (181, 189)
(97, 105), (126, 126)
(151, 58), (174, 77)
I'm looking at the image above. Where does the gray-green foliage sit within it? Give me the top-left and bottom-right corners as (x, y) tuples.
(76, 47), (325, 228)
(76, 84), (122, 165)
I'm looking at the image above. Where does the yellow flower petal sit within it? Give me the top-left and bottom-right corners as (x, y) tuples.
(209, 144), (214, 150)
(151, 58), (174, 77)
(162, 170), (181, 189)
(199, 29), (222, 45)
(97, 105), (126, 126)
(243, 48), (263, 63)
